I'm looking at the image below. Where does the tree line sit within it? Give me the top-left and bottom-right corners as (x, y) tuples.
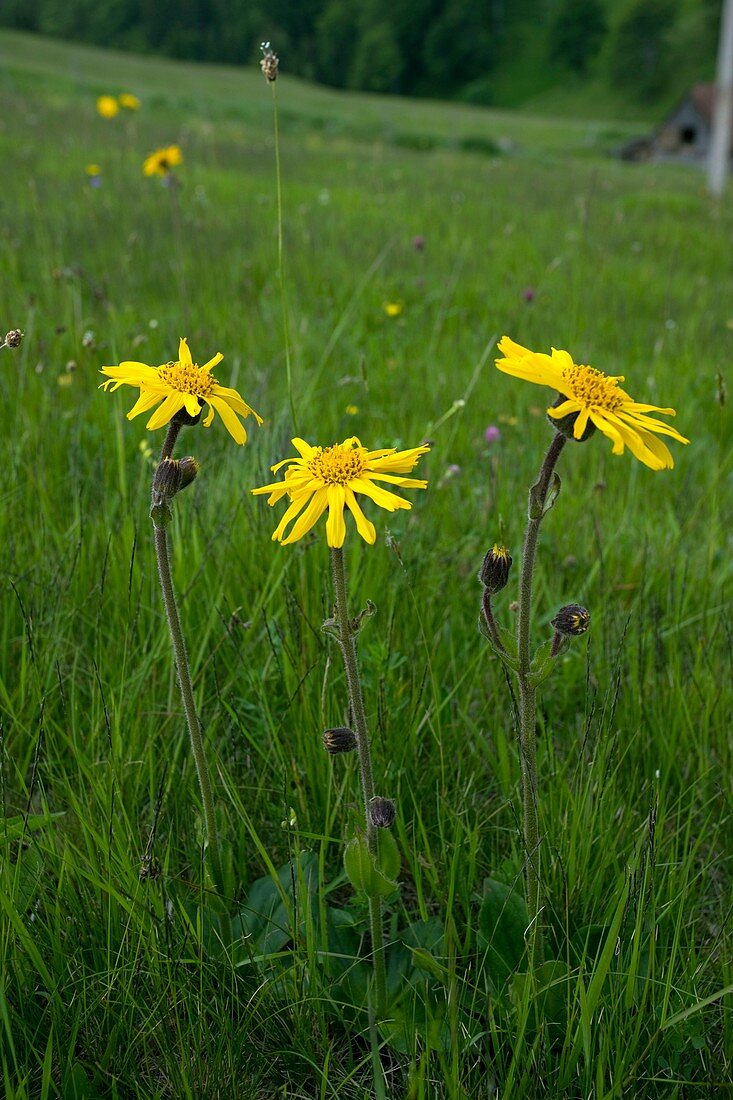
(0, 0), (721, 106)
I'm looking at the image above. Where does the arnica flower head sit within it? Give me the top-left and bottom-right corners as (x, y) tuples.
(383, 301), (404, 318)
(495, 336), (689, 470)
(252, 436), (429, 547)
(100, 338), (262, 445)
(118, 93), (141, 110)
(97, 95), (119, 118)
(143, 145), (183, 177)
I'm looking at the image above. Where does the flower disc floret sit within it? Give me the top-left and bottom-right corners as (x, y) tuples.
(495, 336), (689, 470)
(252, 436), (429, 547)
(99, 337), (262, 445)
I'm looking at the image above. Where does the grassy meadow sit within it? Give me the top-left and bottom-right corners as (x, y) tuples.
(0, 28), (731, 1099)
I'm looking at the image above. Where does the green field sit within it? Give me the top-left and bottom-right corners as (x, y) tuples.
(0, 30), (731, 1099)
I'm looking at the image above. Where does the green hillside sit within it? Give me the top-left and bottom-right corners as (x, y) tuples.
(0, 30), (731, 1100)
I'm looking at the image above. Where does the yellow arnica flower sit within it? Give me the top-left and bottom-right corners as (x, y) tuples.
(143, 145), (183, 176)
(495, 336), (689, 470)
(85, 164), (101, 176)
(100, 337), (262, 445)
(118, 93), (141, 110)
(97, 95), (119, 118)
(252, 436), (429, 547)
(383, 302), (403, 318)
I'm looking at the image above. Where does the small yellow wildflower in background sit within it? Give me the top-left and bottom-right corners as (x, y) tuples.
(118, 93), (141, 110)
(100, 337), (262, 445)
(96, 95), (119, 118)
(345, 404), (359, 416)
(143, 145), (183, 177)
(495, 336), (689, 470)
(383, 302), (403, 318)
(252, 436), (429, 547)
(85, 164), (101, 176)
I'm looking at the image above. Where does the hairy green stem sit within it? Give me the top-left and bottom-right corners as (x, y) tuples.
(330, 546), (387, 1019)
(516, 431), (566, 967)
(153, 422), (231, 945)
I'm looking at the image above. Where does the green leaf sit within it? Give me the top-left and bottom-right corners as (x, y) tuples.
(376, 829), (400, 882)
(528, 638), (558, 686)
(512, 958), (571, 1043)
(234, 851), (318, 958)
(344, 834), (399, 898)
(543, 472), (561, 515)
(477, 878), (528, 988)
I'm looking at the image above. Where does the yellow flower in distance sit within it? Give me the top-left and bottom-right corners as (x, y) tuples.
(252, 437), (429, 547)
(97, 95), (119, 118)
(383, 301), (403, 318)
(495, 336), (689, 470)
(85, 164), (101, 176)
(118, 93), (141, 110)
(143, 145), (183, 176)
(100, 338), (262, 445)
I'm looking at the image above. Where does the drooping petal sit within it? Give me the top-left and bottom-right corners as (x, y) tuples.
(350, 477), (412, 511)
(325, 484), (347, 548)
(206, 395), (246, 444)
(599, 413), (667, 470)
(617, 408), (689, 443)
(282, 489), (329, 544)
(211, 384), (264, 424)
(126, 388), (164, 420)
(588, 410), (625, 455)
(272, 492), (313, 541)
(183, 393), (202, 418)
(362, 471), (429, 488)
(546, 399), (579, 420)
(344, 488), (377, 544)
(146, 392), (186, 430)
(572, 407), (591, 440)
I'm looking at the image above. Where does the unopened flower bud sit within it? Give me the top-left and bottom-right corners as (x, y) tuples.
(322, 726), (357, 755)
(152, 456), (199, 506)
(548, 393), (596, 442)
(260, 42), (279, 82)
(4, 329), (23, 349)
(178, 455), (199, 490)
(369, 797), (396, 829)
(479, 544), (512, 593)
(551, 604), (590, 637)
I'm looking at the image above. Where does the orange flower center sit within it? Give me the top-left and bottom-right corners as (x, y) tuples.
(307, 443), (366, 485)
(562, 364), (623, 411)
(158, 360), (216, 398)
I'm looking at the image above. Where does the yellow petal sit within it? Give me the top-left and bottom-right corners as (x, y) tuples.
(272, 492), (312, 541)
(351, 478), (411, 511)
(201, 352), (224, 372)
(344, 488), (377, 544)
(146, 392), (185, 430)
(326, 484), (347, 547)
(178, 338), (193, 367)
(207, 396), (246, 444)
(126, 389), (163, 420)
(282, 489), (328, 543)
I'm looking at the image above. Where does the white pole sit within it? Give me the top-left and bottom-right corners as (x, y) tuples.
(709, 0), (733, 196)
